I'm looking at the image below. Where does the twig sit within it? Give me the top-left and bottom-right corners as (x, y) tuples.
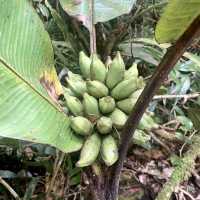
(129, 2), (167, 23)
(23, 177), (39, 200)
(153, 93), (200, 101)
(149, 131), (171, 154)
(0, 177), (21, 200)
(46, 152), (65, 197)
(152, 129), (179, 142)
(179, 131), (196, 157)
(108, 16), (200, 200)
(179, 188), (196, 200)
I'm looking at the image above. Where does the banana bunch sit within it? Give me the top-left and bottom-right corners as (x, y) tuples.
(63, 51), (158, 167)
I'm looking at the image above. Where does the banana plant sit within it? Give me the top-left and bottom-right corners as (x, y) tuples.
(0, 0), (138, 154)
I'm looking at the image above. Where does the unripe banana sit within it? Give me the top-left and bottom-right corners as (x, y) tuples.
(66, 78), (87, 98)
(97, 116), (112, 134)
(101, 135), (118, 166)
(138, 113), (158, 130)
(87, 80), (109, 98)
(76, 133), (101, 167)
(106, 52), (125, 89)
(83, 93), (100, 121)
(116, 98), (137, 114)
(145, 113), (159, 129)
(65, 95), (83, 116)
(68, 71), (82, 81)
(137, 76), (145, 89)
(62, 106), (69, 115)
(79, 51), (91, 79)
(111, 78), (138, 100)
(90, 54), (106, 82)
(130, 88), (143, 99)
(133, 129), (151, 149)
(63, 87), (76, 97)
(110, 108), (127, 129)
(105, 56), (112, 69)
(124, 62), (138, 80)
(71, 116), (93, 136)
(99, 96), (115, 114)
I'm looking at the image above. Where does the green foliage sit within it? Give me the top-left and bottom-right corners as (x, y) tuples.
(0, 0), (83, 153)
(59, 0), (137, 30)
(155, 0), (200, 43)
(156, 135), (200, 200)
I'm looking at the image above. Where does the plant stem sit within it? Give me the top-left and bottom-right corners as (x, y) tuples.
(153, 93), (200, 100)
(0, 177), (21, 200)
(23, 177), (39, 200)
(108, 15), (200, 200)
(89, 0), (96, 54)
(46, 152), (65, 197)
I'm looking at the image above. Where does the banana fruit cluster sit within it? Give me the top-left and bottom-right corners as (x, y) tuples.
(63, 51), (158, 167)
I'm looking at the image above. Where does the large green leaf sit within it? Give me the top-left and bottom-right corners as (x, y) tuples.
(155, 0), (200, 43)
(0, 0), (83, 152)
(59, 0), (136, 30)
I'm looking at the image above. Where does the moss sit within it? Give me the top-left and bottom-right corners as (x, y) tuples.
(156, 135), (200, 200)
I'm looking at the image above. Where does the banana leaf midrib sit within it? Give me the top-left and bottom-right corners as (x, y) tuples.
(0, 57), (64, 114)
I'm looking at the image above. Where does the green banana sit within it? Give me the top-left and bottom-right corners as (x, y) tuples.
(63, 87), (76, 97)
(76, 133), (101, 167)
(101, 135), (118, 166)
(137, 76), (145, 89)
(133, 129), (151, 149)
(87, 80), (109, 98)
(66, 78), (87, 98)
(79, 51), (91, 79)
(105, 56), (112, 69)
(99, 96), (115, 114)
(111, 78), (138, 100)
(97, 117), (113, 134)
(110, 108), (127, 129)
(130, 88), (143, 99)
(71, 116), (93, 136)
(65, 95), (83, 116)
(124, 62), (138, 80)
(83, 93), (100, 121)
(116, 98), (137, 114)
(106, 52), (125, 89)
(68, 71), (82, 81)
(145, 113), (159, 129)
(90, 54), (107, 82)
(138, 113), (158, 130)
